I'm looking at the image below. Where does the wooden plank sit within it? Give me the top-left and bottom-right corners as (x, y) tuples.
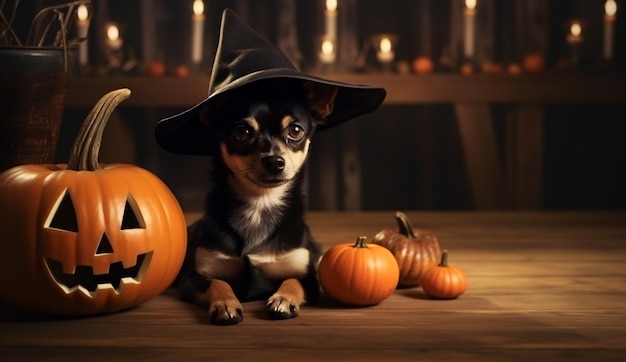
(1, 211), (625, 361)
(455, 103), (504, 209)
(2, 347), (625, 362)
(307, 131), (340, 210)
(329, 74), (626, 104)
(505, 105), (544, 208)
(340, 120), (361, 210)
(65, 74), (626, 108)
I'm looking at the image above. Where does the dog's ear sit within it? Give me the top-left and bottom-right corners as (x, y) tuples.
(199, 94), (228, 127)
(198, 105), (210, 126)
(304, 81), (339, 120)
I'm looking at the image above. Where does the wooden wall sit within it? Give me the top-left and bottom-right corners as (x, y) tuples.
(8, 0), (625, 211)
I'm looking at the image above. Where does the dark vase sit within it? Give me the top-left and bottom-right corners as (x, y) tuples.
(0, 46), (76, 173)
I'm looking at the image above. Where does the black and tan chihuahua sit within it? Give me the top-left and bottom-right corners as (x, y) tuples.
(177, 79), (338, 325)
(156, 9), (385, 325)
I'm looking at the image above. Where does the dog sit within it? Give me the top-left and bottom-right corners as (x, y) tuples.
(154, 9), (385, 325)
(176, 78), (339, 325)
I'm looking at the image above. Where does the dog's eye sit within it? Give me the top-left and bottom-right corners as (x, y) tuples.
(286, 123), (306, 141)
(232, 125), (254, 142)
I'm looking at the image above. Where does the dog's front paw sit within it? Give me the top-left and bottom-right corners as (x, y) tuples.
(265, 295), (300, 320)
(209, 301), (244, 325)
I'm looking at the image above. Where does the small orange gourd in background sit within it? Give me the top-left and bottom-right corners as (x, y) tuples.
(373, 212), (441, 287)
(318, 236), (399, 306)
(421, 250), (467, 299)
(412, 56), (434, 75)
(0, 89), (187, 316)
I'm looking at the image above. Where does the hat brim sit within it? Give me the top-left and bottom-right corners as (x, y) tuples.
(154, 69), (386, 155)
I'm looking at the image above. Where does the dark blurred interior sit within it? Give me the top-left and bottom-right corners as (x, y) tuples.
(5, 0), (626, 211)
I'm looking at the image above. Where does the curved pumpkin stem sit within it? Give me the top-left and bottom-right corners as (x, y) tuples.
(394, 211), (417, 239)
(439, 250), (449, 267)
(353, 236), (368, 248)
(67, 88), (131, 171)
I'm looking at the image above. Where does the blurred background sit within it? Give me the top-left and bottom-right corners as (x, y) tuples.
(5, 0), (626, 211)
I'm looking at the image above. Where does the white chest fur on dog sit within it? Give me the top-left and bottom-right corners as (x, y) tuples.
(195, 246), (310, 281)
(247, 248), (310, 279)
(227, 181), (291, 250)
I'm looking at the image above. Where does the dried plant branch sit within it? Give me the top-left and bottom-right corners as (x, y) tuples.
(1, 0), (90, 48)
(0, 0), (23, 45)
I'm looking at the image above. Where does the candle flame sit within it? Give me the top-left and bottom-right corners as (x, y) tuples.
(322, 39), (334, 55)
(326, 0), (337, 12)
(605, 0), (617, 16)
(107, 24), (119, 41)
(380, 37), (392, 53)
(77, 4), (88, 21)
(465, 0), (477, 10)
(193, 0), (205, 16)
(570, 22), (582, 37)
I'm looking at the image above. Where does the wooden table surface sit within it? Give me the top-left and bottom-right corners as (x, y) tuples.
(1, 211), (625, 361)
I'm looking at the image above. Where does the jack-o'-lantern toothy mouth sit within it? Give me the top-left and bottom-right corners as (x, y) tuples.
(44, 252), (153, 298)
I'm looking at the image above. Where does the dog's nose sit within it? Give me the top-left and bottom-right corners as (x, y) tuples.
(262, 156), (285, 174)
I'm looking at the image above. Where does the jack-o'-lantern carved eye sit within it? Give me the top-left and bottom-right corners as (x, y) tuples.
(45, 189), (78, 232)
(44, 191), (146, 232)
(121, 194), (145, 230)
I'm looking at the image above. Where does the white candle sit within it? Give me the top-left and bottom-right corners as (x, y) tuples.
(191, 0), (205, 64)
(463, 0), (476, 59)
(566, 21), (583, 45)
(76, 4), (89, 66)
(325, 0), (337, 44)
(604, 0), (617, 60)
(106, 24), (122, 51)
(319, 38), (336, 64)
(376, 36), (394, 64)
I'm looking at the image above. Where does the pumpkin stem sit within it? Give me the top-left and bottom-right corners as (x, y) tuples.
(439, 250), (449, 267)
(67, 88), (131, 171)
(394, 211), (417, 239)
(353, 236), (368, 248)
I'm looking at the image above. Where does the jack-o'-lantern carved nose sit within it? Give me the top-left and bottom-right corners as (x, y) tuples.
(95, 233), (114, 255)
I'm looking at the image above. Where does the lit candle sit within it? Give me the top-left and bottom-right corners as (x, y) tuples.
(191, 0), (205, 64)
(319, 38), (336, 64)
(604, 0), (617, 60)
(325, 0), (337, 44)
(566, 21), (583, 68)
(566, 21), (583, 45)
(376, 36), (394, 64)
(76, 4), (89, 66)
(463, 0), (476, 59)
(106, 23), (122, 51)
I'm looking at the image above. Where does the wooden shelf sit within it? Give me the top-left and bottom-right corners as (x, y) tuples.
(65, 73), (626, 108)
(63, 73), (626, 210)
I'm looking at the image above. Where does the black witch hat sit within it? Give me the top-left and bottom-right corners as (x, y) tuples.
(155, 9), (386, 155)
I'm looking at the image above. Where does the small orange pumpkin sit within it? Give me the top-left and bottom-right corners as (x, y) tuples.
(373, 212), (441, 287)
(522, 53), (546, 74)
(412, 56), (435, 75)
(0, 89), (187, 316)
(318, 236), (399, 306)
(421, 250), (467, 299)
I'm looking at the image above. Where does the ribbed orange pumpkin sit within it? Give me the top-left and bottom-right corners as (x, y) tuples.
(318, 236), (399, 306)
(0, 89), (187, 316)
(373, 212), (441, 287)
(421, 250), (467, 299)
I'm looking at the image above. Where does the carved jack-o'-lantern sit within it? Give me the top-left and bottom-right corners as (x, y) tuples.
(0, 89), (187, 316)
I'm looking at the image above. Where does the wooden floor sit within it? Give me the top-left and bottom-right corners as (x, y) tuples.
(1, 211), (625, 361)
